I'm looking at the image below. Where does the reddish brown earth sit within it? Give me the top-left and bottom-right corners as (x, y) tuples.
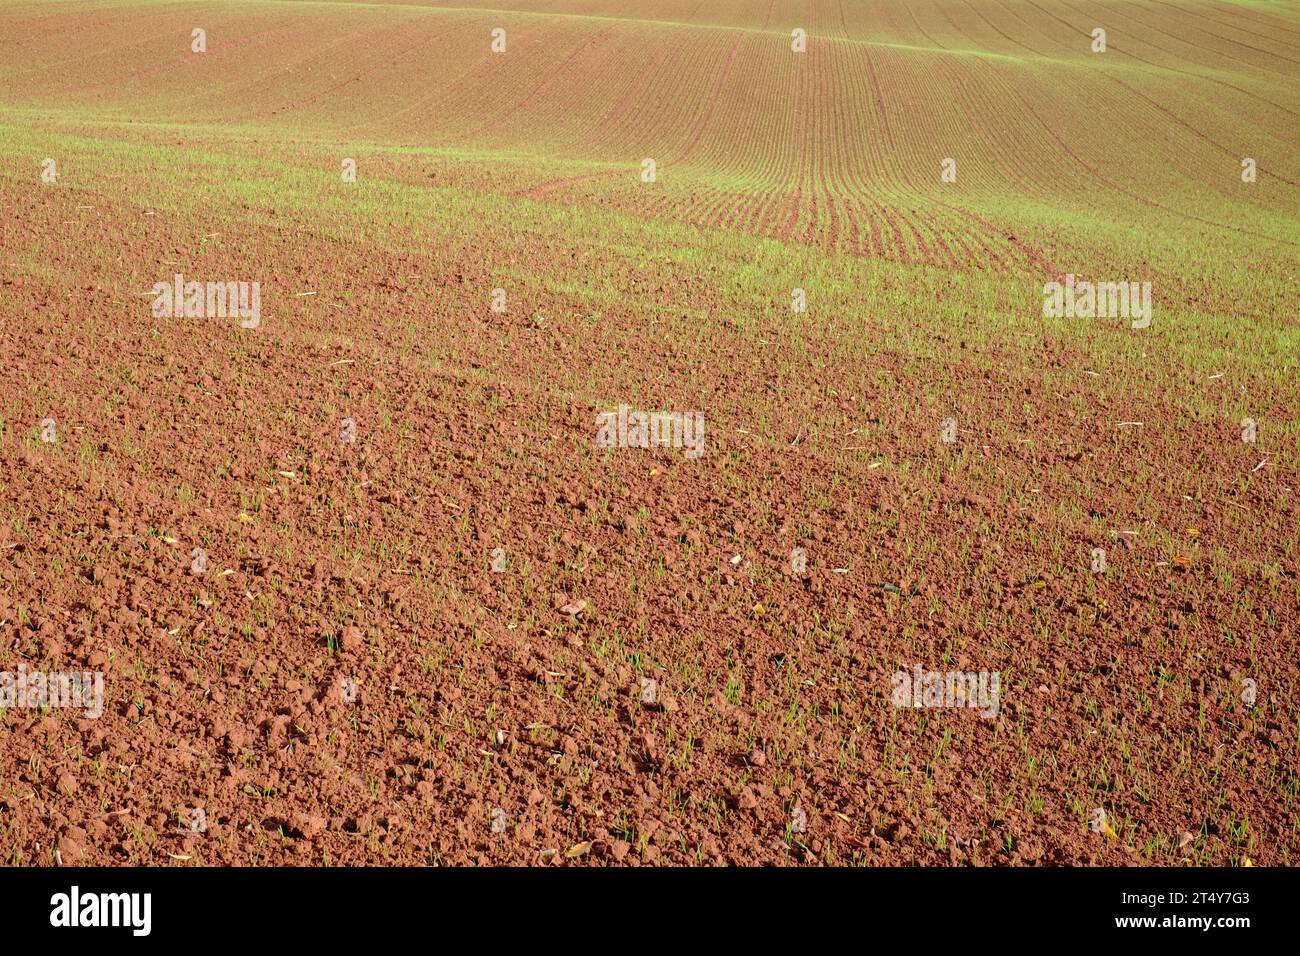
(1, 186), (1295, 867)
(0, 0), (1297, 868)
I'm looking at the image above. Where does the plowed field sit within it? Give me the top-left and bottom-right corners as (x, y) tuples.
(1, 0), (1297, 867)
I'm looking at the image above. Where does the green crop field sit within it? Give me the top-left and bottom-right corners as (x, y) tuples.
(0, 0), (1297, 879)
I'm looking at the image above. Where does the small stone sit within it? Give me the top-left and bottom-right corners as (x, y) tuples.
(639, 677), (658, 705)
